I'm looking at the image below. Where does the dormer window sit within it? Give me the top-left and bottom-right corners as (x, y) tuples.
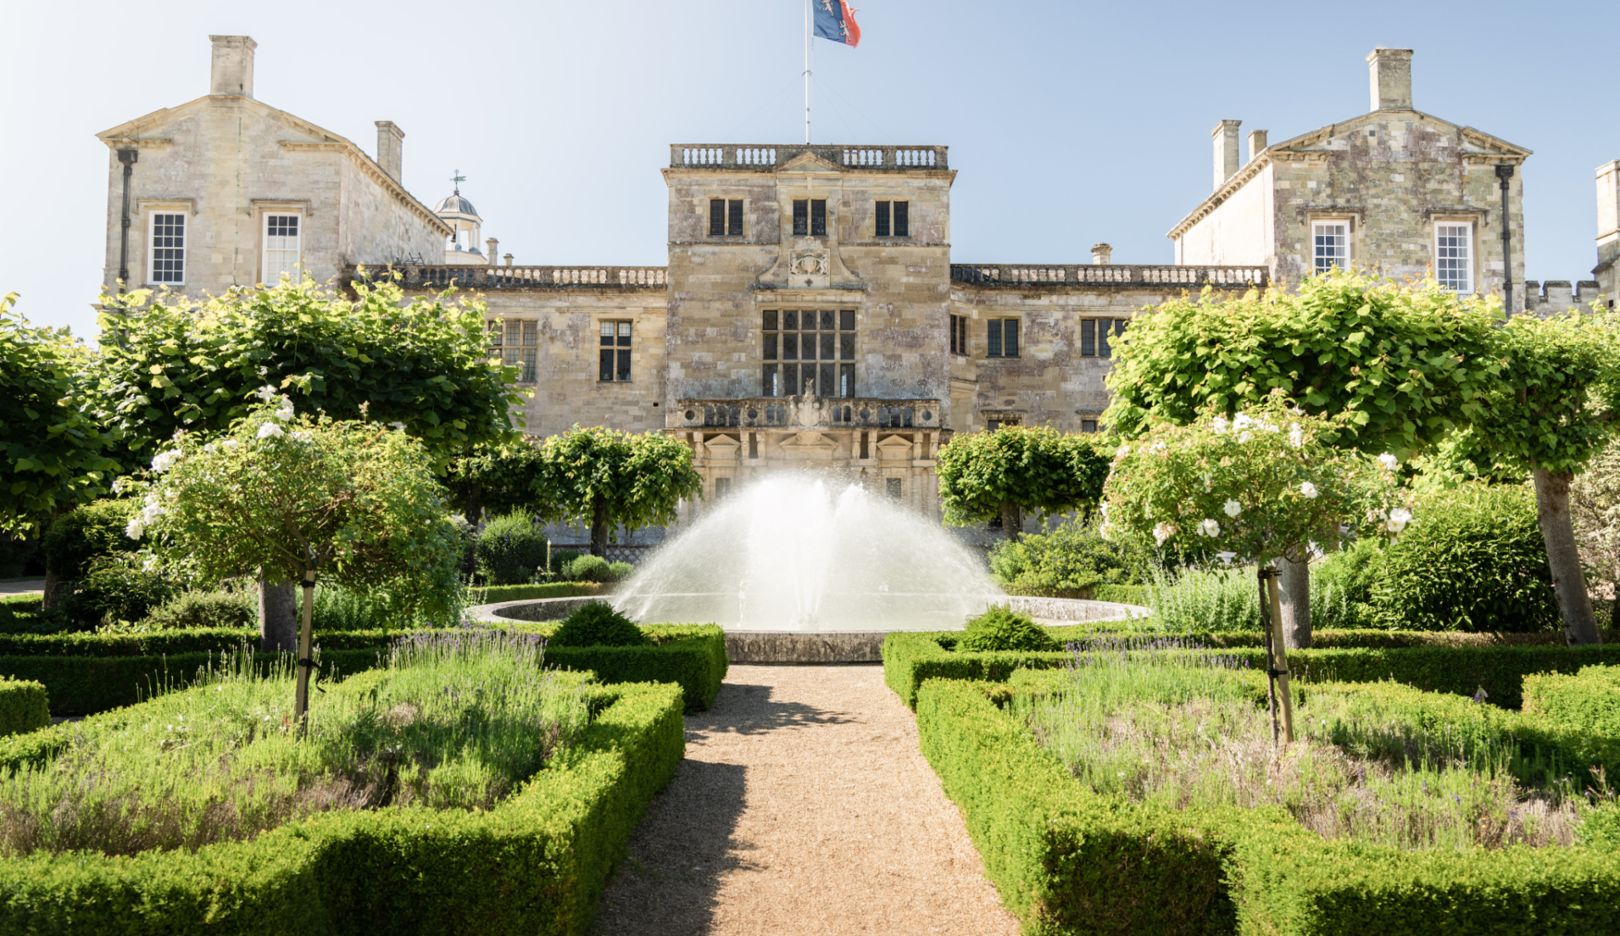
(875, 200), (909, 238)
(792, 199), (827, 237)
(709, 198), (744, 237)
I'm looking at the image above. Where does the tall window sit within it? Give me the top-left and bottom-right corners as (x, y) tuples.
(490, 319), (538, 383)
(792, 198), (828, 237)
(1080, 318), (1128, 358)
(949, 313), (968, 356)
(148, 212), (186, 285)
(986, 318), (1020, 358)
(262, 212), (302, 283)
(1080, 418), (1100, 433)
(599, 320), (632, 382)
(1311, 220), (1349, 273)
(1435, 222), (1473, 293)
(875, 200), (909, 237)
(762, 309), (855, 397)
(708, 198), (744, 237)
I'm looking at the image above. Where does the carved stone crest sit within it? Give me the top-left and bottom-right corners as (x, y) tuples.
(791, 250), (829, 276)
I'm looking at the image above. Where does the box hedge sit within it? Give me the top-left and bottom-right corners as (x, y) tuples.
(0, 677), (49, 736)
(916, 676), (1620, 935)
(507, 623), (727, 713)
(0, 678), (684, 935)
(883, 627), (1620, 709)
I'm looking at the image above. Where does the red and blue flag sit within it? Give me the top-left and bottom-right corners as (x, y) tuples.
(813, 0), (861, 47)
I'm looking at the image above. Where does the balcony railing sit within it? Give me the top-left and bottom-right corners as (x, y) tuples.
(670, 144), (948, 171)
(380, 265), (668, 290)
(951, 264), (1268, 288)
(676, 396), (942, 430)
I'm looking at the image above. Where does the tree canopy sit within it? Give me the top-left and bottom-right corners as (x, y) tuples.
(0, 293), (118, 535)
(936, 425), (1110, 537)
(537, 426), (703, 556)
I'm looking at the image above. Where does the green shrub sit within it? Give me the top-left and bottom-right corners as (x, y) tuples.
(957, 605), (1058, 652)
(561, 554), (614, 582)
(541, 624), (728, 712)
(40, 499), (138, 582)
(1311, 538), (1383, 629)
(607, 561), (634, 581)
(474, 511), (549, 585)
(1366, 483), (1558, 632)
(1145, 565), (1259, 632)
(551, 602), (647, 648)
(989, 521), (1128, 597)
(551, 549), (585, 574)
(57, 553), (176, 629)
(0, 678), (49, 736)
(0, 595), (52, 635)
(1523, 665), (1620, 740)
(137, 590), (256, 631)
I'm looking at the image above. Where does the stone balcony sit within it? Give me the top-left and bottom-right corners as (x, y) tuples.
(676, 396), (942, 431)
(670, 144), (948, 171)
(951, 263), (1267, 289)
(373, 265), (668, 291)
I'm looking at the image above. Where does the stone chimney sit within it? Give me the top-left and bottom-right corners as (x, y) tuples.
(486, 237), (499, 262)
(1367, 48), (1413, 111)
(1247, 129), (1268, 162)
(1212, 120), (1241, 191)
(374, 121), (404, 182)
(503, 253), (514, 267)
(1090, 243), (1113, 265)
(209, 35), (256, 97)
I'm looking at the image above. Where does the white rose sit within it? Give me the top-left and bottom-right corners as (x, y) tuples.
(1300, 481), (1318, 499)
(1198, 518), (1220, 538)
(1211, 415), (1229, 434)
(1232, 414), (1254, 432)
(150, 449), (184, 474)
(274, 399), (295, 422)
(255, 384), (279, 402)
(125, 517), (146, 540)
(1386, 506), (1412, 533)
(257, 422), (284, 440)
(1152, 522), (1176, 546)
(1378, 452), (1399, 472)
(1288, 424), (1304, 448)
(1223, 499), (1242, 518)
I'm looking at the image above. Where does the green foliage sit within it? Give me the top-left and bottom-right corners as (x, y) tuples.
(1104, 271), (1503, 458)
(560, 554), (630, 583)
(550, 602), (647, 648)
(136, 401), (464, 621)
(1103, 398), (1406, 565)
(1573, 437), (1620, 608)
(957, 605), (1058, 652)
(540, 624), (728, 712)
(936, 425), (1110, 527)
(467, 582), (606, 604)
(0, 678), (684, 934)
(137, 590), (256, 632)
(444, 437), (547, 518)
(58, 553), (177, 628)
(536, 427), (702, 554)
(474, 511), (549, 585)
(0, 678), (49, 737)
(0, 294), (118, 535)
(1366, 484), (1557, 632)
(40, 499), (138, 582)
(95, 277), (521, 470)
(988, 520), (1129, 596)
(1522, 665), (1620, 743)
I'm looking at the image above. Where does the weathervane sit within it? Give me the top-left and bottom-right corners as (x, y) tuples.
(450, 169), (466, 194)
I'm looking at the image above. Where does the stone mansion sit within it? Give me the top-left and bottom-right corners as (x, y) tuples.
(99, 36), (1618, 515)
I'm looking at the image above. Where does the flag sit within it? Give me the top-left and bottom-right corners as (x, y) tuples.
(813, 0), (861, 48)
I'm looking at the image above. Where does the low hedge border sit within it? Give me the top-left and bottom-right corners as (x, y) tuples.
(0, 677), (49, 736)
(916, 676), (1620, 935)
(883, 628), (1620, 709)
(0, 677), (685, 934)
(499, 623), (727, 712)
(1523, 664), (1620, 741)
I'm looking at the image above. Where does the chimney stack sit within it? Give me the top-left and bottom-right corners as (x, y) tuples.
(486, 237), (499, 263)
(209, 35), (256, 97)
(503, 253), (514, 267)
(1247, 129), (1268, 162)
(374, 121), (404, 182)
(1367, 48), (1413, 111)
(1212, 120), (1241, 191)
(1090, 243), (1113, 265)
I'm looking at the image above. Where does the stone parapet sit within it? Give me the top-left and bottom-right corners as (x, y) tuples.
(675, 396), (942, 430)
(369, 264), (669, 291)
(670, 143), (947, 171)
(951, 264), (1267, 289)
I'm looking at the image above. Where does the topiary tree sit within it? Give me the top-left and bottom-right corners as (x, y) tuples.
(1102, 398), (1406, 742)
(956, 605), (1059, 652)
(1103, 272), (1501, 646)
(537, 427), (702, 557)
(936, 426), (1110, 540)
(1459, 309), (1620, 644)
(132, 396), (462, 727)
(445, 437), (547, 520)
(0, 293), (118, 542)
(474, 511), (549, 585)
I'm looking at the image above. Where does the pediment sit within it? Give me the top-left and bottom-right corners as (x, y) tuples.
(875, 434), (915, 451)
(1269, 110), (1530, 158)
(778, 151), (842, 173)
(703, 434), (741, 453)
(780, 430), (837, 451)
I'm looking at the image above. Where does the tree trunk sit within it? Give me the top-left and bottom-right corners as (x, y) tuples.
(258, 575), (298, 653)
(1277, 554), (1312, 649)
(1000, 502), (1024, 542)
(590, 497), (610, 558)
(40, 567), (63, 611)
(1534, 469), (1601, 644)
(293, 571), (316, 734)
(1262, 568), (1296, 744)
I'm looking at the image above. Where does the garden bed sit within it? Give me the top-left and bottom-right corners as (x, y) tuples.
(0, 636), (685, 934)
(915, 664), (1620, 935)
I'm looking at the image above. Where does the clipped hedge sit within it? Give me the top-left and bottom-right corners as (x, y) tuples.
(0, 679), (685, 934)
(1523, 664), (1620, 742)
(0, 677), (49, 736)
(916, 677), (1620, 935)
(512, 623), (728, 712)
(883, 628), (1620, 709)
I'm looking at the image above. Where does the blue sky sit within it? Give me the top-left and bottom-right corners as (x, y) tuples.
(2, 0), (1614, 339)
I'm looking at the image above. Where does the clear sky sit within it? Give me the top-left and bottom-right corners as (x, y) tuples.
(2, 0), (1615, 339)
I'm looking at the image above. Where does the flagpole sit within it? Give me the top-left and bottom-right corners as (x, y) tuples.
(804, 0), (812, 144)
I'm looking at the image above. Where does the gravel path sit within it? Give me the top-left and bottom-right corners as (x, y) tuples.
(593, 665), (1019, 936)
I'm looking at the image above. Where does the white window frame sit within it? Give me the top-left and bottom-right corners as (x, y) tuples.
(147, 211), (187, 286)
(1311, 219), (1350, 274)
(1434, 221), (1474, 293)
(260, 210), (303, 284)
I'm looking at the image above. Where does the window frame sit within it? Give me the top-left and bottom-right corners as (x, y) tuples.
(598, 319), (633, 383)
(493, 318), (539, 384)
(761, 308), (856, 398)
(792, 198), (828, 237)
(147, 211), (187, 286)
(1080, 318), (1128, 359)
(875, 200), (909, 238)
(260, 209), (303, 285)
(949, 313), (969, 357)
(986, 318), (1021, 358)
(1434, 220), (1475, 294)
(1310, 218), (1350, 274)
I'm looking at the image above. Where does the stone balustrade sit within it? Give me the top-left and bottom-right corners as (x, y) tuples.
(676, 396), (942, 430)
(951, 264), (1268, 288)
(670, 144), (948, 171)
(380, 265), (669, 290)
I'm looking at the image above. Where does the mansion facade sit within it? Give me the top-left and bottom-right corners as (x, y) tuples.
(100, 37), (1618, 516)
